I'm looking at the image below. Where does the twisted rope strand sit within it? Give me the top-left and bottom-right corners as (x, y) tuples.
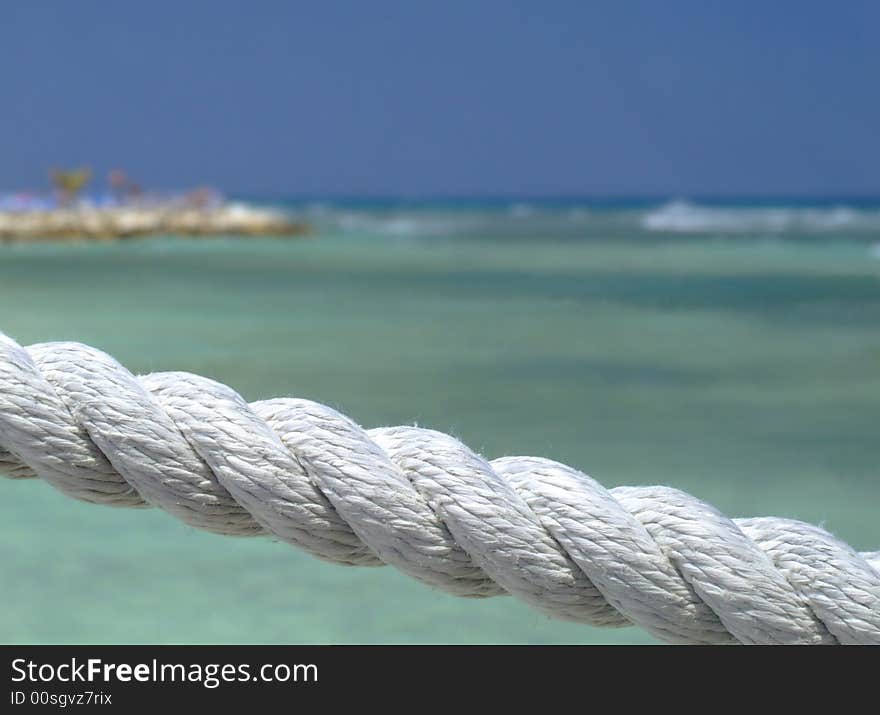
(1, 333), (878, 644)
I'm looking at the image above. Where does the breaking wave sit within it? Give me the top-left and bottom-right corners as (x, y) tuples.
(268, 199), (880, 240)
(642, 201), (880, 234)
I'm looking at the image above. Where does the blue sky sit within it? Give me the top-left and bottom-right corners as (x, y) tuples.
(2, 1), (877, 197)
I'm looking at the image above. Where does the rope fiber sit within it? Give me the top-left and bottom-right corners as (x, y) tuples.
(1, 333), (878, 644)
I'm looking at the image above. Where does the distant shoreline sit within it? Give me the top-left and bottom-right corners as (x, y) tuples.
(0, 203), (310, 241)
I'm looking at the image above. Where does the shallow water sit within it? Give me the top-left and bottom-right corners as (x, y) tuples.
(1, 204), (879, 643)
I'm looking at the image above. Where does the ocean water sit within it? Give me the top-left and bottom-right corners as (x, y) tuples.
(1, 199), (879, 644)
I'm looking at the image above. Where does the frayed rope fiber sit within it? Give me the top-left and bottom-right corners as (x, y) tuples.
(1, 333), (878, 644)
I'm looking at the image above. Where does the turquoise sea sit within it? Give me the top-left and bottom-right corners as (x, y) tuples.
(1, 199), (879, 644)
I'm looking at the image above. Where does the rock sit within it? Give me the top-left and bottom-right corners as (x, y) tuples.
(0, 204), (310, 241)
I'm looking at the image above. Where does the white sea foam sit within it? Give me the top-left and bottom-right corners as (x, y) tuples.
(280, 201), (880, 240)
(642, 200), (880, 233)
(322, 210), (483, 237)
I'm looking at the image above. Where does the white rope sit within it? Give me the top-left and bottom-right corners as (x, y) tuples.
(1, 332), (878, 645)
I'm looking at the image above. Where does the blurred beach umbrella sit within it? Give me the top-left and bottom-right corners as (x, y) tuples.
(107, 169), (143, 202)
(108, 169), (127, 191)
(49, 167), (92, 202)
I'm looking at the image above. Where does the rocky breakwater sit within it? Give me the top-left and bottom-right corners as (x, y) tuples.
(0, 203), (310, 241)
